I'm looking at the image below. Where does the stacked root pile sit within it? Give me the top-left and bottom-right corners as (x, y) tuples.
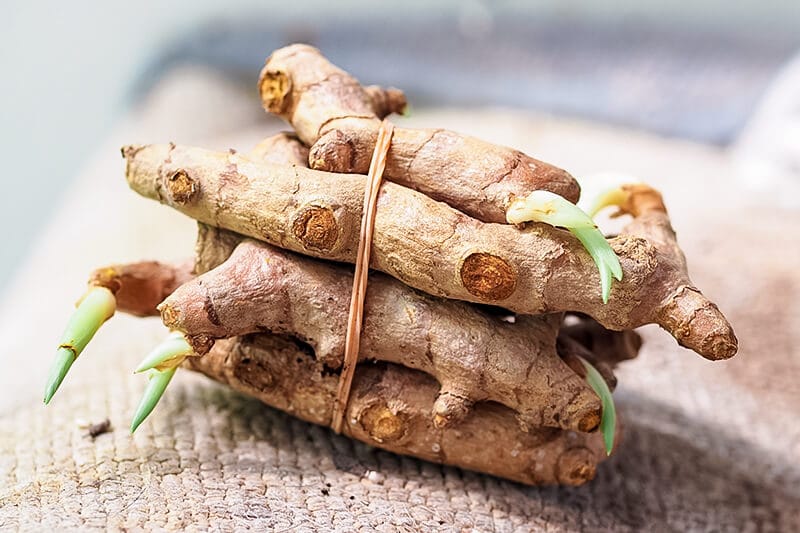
(52, 44), (737, 486)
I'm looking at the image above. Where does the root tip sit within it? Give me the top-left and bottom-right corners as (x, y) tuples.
(706, 332), (739, 361)
(659, 286), (738, 360)
(432, 391), (472, 428)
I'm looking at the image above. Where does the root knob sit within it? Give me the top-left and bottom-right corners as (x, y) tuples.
(358, 403), (408, 443)
(166, 169), (198, 205)
(432, 391), (472, 428)
(577, 410), (602, 433)
(309, 130), (359, 173)
(259, 69), (292, 113)
(460, 252), (516, 301)
(292, 206), (340, 252)
(659, 286), (738, 360)
(554, 446), (597, 486)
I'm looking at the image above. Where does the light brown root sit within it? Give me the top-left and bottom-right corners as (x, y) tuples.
(124, 144), (736, 360)
(616, 185), (737, 360)
(260, 43), (580, 223)
(185, 334), (610, 486)
(248, 132), (309, 166)
(162, 232), (602, 433)
(560, 315), (642, 367)
(88, 261), (194, 317)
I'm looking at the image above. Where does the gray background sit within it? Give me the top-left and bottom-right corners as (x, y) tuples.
(1, 0), (800, 294)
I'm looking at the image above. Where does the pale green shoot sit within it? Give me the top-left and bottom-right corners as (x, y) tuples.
(578, 356), (616, 456)
(134, 331), (194, 373)
(130, 366), (178, 433)
(587, 187), (632, 218)
(576, 172), (642, 218)
(506, 190), (622, 303)
(44, 286), (116, 404)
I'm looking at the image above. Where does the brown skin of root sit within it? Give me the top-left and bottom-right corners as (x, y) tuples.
(104, 140), (613, 485)
(190, 132), (310, 306)
(248, 132), (309, 166)
(616, 186), (738, 360)
(363, 85), (407, 119)
(123, 144), (736, 360)
(561, 315), (642, 367)
(558, 335), (619, 391)
(259, 43), (581, 223)
(258, 44), (405, 136)
(88, 261), (194, 317)
(610, 184), (668, 218)
(163, 233), (602, 433)
(184, 333), (611, 486)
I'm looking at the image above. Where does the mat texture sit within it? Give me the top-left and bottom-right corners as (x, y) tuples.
(1, 68), (798, 531)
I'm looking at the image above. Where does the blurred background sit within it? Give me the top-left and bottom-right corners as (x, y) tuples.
(1, 1), (799, 294)
(2, 3), (800, 529)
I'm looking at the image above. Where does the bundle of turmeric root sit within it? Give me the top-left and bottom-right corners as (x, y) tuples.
(44, 44), (737, 486)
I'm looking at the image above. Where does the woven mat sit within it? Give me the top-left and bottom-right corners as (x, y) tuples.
(1, 68), (798, 531)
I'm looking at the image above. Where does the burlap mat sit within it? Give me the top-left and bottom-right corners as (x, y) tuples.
(1, 67), (798, 531)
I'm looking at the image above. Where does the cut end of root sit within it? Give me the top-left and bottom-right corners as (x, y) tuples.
(555, 447), (598, 485)
(358, 404), (408, 443)
(292, 205), (340, 252)
(459, 252), (517, 301)
(577, 409), (602, 433)
(258, 68), (291, 114)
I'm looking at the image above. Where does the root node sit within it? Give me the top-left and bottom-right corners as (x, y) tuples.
(459, 252), (516, 301)
(292, 205), (340, 252)
(555, 446), (597, 486)
(358, 403), (408, 443)
(167, 169), (198, 205)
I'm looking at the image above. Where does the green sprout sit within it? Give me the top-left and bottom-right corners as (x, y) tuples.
(578, 356), (616, 456)
(130, 366), (178, 433)
(130, 332), (194, 433)
(44, 286), (117, 404)
(576, 173), (643, 219)
(134, 331), (194, 373)
(506, 190), (623, 303)
(586, 186), (632, 218)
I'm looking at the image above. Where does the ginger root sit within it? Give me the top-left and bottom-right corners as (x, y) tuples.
(89, 224), (626, 485)
(161, 228), (603, 432)
(186, 334), (611, 486)
(124, 143), (736, 360)
(88, 261), (194, 317)
(248, 131), (309, 166)
(259, 44), (580, 224)
(45, 45), (738, 487)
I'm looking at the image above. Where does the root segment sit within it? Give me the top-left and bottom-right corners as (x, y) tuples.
(125, 145), (736, 360)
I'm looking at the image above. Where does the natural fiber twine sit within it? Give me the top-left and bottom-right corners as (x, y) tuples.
(1, 68), (798, 531)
